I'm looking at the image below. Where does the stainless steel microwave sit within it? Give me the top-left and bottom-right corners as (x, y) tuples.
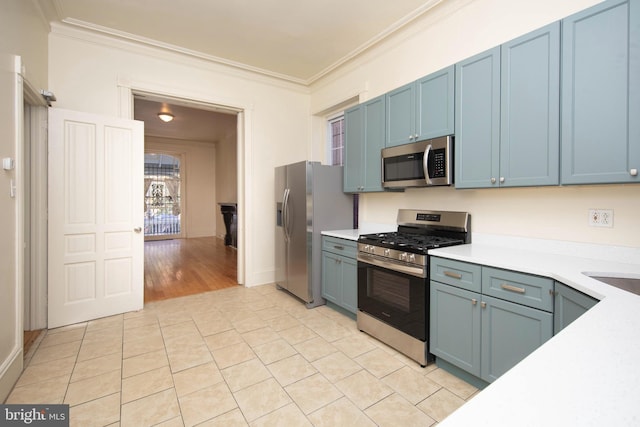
(381, 135), (453, 189)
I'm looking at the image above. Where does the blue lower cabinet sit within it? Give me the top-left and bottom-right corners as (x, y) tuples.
(321, 236), (358, 314)
(430, 257), (554, 384)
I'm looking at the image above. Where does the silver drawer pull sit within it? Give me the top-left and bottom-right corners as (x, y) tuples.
(333, 245), (344, 250)
(444, 271), (462, 279)
(501, 283), (526, 294)
(471, 298), (477, 305)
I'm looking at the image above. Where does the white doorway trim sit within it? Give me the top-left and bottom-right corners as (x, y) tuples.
(23, 104), (48, 331)
(117, 80), (251, 285)
(22, 74), (48, 331)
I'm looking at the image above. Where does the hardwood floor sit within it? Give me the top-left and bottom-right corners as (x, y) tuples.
(23, 329), (44, 357)
(144, 236), (238, 303)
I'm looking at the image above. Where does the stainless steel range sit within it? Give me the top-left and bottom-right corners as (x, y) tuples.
(357, 209), (471, 366)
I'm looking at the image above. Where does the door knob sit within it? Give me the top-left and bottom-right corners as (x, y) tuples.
(134, 227), (142, 233)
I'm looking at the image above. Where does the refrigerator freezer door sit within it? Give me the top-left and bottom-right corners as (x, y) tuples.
(285, 161), (312, 303)
(274, 165), (287, 289)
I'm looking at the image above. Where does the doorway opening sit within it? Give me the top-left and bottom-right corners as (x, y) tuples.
(133, 93), (241, 303)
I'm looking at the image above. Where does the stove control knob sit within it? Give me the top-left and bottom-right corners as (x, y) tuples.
(384, 249), (390, 257)
(399, 252), (408, 261)
(408, 254), (416, 263)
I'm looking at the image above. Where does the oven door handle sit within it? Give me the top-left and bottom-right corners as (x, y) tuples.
(358, 254), (427, 279)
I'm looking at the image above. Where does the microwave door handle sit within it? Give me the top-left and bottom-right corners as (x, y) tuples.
(423, 143), (433, 185)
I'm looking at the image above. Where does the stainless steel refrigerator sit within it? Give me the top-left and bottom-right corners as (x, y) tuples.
(275, 161), (353, 308)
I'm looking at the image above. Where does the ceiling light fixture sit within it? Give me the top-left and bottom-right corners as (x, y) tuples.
(157, 112), (174, 122)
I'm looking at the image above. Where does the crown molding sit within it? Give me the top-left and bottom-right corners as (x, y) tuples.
(44, 0), (443, 87)
(57, 18), (311, 86)
(307, 0), (444, 83)
(49, 21), (311, 93)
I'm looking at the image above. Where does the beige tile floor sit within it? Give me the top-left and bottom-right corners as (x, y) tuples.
(7, 284), (478, 426)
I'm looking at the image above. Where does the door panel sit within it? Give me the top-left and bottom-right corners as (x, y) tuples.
(48, 108), (144, 328)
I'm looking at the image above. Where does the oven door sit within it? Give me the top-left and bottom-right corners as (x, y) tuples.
(357, 257), (427, 341)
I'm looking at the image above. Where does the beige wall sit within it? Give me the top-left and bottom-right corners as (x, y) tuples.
(0, 0), (49, 402)
(146, 137), (217, 238)
(311, 0), (640, 248)
(48, 26), (311, 285)
(215, 126), (238, 240)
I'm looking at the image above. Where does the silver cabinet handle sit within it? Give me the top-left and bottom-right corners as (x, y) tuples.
(134, 227), (142, 233)
(333, 245), (344, 250)
(471, 298), (477, 305)
(501, 283), (526, 294)
(480, 301), (487, 308)
(499, 176), (505, 183)
(631, 168), (638, 176)
(444, 271), (462, 279)
(490, 177), (496, 184)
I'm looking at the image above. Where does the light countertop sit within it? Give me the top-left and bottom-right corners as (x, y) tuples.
(431, 236), (640, 426)
(321, 223), (395, 241)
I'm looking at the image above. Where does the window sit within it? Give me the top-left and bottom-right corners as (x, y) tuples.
(328, 114), (345, 166)
(144, 153), (182, 239)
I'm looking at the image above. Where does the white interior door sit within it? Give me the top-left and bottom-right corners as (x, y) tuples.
(48, 108), (144, 328)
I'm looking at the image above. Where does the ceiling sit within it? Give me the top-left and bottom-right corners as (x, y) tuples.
(134, 96), (237, 144)
(38, 0), (443, 84)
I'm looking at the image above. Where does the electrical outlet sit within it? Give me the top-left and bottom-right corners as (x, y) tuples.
(588, 209), (614, 227)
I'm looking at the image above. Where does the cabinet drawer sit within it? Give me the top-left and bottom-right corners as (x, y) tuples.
(430, 257), (481, 293)
(482, 267), (553, 311)
(322, 236), (357, 258)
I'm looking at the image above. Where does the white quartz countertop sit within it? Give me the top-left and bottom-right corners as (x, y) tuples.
(321, 223), (395, 241)
(430, 239), (640, 426)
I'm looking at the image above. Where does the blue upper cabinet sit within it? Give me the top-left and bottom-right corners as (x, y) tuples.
(386, 82), (416, 147)
(343, 104), (364, 193)
(455, 47), (501, 188)
(343, 95), (386, 193)
(455, 23), (561, 189)
(386, 66), (455, 147)
(500, 22), (560, 187)
(416, 65), (455, 141)
(561, 0), (640, 184)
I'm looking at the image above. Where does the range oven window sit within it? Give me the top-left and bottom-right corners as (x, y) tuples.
(368, 269), (410, 312)
(358, 261), (427, 341)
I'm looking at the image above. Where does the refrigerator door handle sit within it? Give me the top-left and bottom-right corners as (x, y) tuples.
(282, 188), (291, 242)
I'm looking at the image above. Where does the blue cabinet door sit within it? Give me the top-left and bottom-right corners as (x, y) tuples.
(500, 22), (560, 187)
(554, 282), (598, 335)
(341, 256), (358, 314)
(561, 0), (640, 184)
(455, 47), (501, 188)
(321, 251), (341, 305)
(430, 281), (481, 377)
(344, 104), (363, 192)
(416, 65), (455, 140)
(386, 82), (416, 147)
(362, 95), (386, 192)
(481, 295), (552, 383)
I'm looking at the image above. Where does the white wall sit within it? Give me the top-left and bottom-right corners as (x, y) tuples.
(311, 0), (640, 248)
(48, 25), (312, 286)
(145, 137), (217, 238)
